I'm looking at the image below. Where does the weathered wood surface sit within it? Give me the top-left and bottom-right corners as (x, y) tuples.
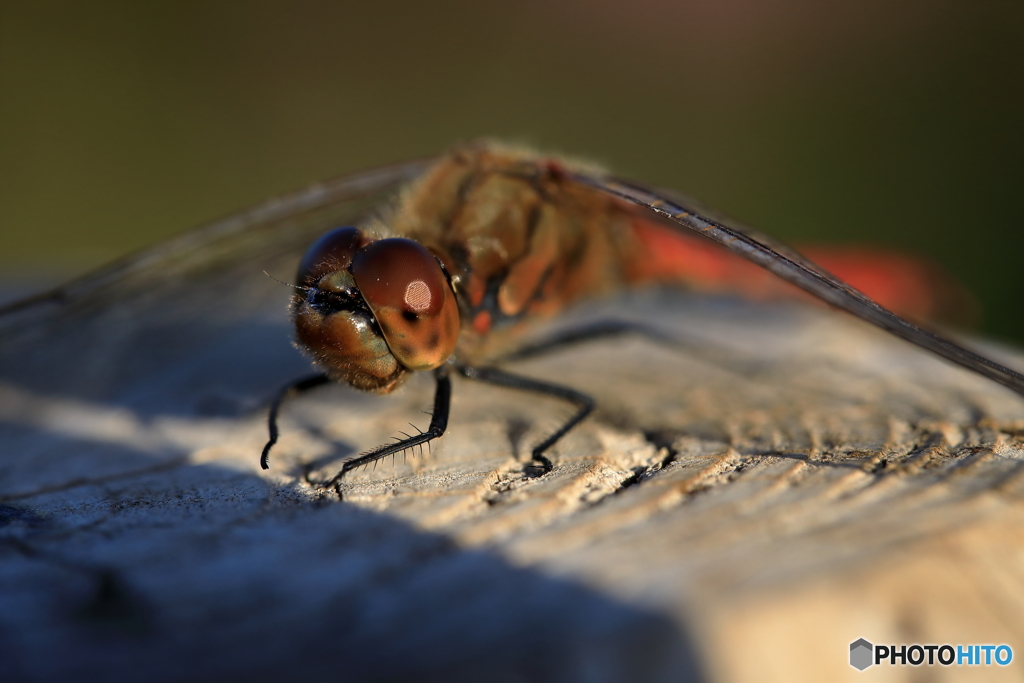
(2, 174), (1024, 683)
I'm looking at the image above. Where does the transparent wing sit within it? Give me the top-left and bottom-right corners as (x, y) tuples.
(0, 158), (433, 404)
(574, 172), (1024, 399)
(0, 158), (433, 322)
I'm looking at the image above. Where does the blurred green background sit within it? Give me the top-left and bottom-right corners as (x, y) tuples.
(2, 1), (1022, 341)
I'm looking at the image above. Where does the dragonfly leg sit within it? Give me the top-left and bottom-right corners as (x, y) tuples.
(496, 317), (775, 380)
(495, 319), (679, 363)
(456, 365), (595, 474)
(325, 366), (452, 486)
(261, 372), (331, 470)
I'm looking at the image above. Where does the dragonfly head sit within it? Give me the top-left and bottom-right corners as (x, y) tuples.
(292, 227), (461, 392)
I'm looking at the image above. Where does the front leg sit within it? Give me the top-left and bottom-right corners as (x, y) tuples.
(326, 365), (452, 486)
(261, 372), (331, 470)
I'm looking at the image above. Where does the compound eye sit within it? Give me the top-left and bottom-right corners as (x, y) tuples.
(351, 238), (460, 370)
(296, 227), (363, 286)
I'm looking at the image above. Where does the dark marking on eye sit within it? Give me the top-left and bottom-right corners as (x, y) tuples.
(402, 310), (419, 322)
(427, 332), (440, 349)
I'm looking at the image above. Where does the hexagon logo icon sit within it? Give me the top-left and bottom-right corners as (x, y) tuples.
(850, 638), (874, 670)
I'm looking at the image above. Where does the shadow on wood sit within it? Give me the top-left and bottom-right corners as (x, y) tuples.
(1, 166), (1023, 682)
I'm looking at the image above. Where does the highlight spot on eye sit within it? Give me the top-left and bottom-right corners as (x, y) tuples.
(404, 280), (433, 312)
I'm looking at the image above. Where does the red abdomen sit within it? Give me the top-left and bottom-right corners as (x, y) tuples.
(629, 217), (976, 326)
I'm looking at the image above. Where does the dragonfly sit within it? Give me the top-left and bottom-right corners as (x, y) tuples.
(260, 140), (1024, 484)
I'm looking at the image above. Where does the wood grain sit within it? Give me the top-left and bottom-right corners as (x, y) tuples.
(2, 176), (1023, 682)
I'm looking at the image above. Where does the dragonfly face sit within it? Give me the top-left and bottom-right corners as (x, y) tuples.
(262, 141), (1024, 483)
(292, 227), (460, 393)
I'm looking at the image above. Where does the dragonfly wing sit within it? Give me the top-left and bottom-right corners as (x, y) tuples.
(574, 172), (1024, 399)
(0, 158), (433, 321)
(0, 158), (433, 404)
